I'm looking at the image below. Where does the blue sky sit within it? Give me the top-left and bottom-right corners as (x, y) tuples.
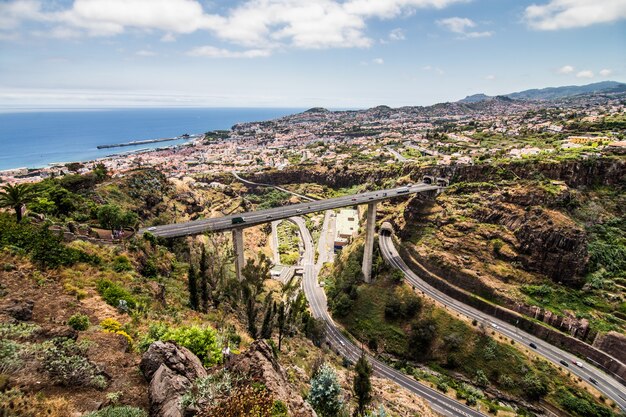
(0, 0), (624, 108)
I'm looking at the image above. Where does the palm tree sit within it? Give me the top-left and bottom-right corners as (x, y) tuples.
(0, 183), (35, 222)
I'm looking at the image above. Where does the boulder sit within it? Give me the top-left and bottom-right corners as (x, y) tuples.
(5, 299), (34, 321)
(140, 341), (207, 417)
(140, 341), (206, 382)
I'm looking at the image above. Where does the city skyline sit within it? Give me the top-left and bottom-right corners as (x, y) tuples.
(1, 0), (625, 109)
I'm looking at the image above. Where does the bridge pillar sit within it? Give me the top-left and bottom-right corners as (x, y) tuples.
(362, 202), (377, 283)
(232, 228), (245, 281)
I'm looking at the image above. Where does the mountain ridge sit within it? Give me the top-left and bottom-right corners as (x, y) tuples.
(459, 80), (626, 103)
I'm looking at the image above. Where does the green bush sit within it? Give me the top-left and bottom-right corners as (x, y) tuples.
(308, 363), (343, 417)
(96, 279), (137, 310)
(0, 322), (40, 339)
(180, 369), (236, 409)
(40, 338), (106, 389)
(557, 387), (615, 417)
(112, 255), (133, 272)
(67, 313), (90, 331)
(162, 325), (222, 367)
(0, 339), (23, 373)
(271, 400), (289, 417)
(84, 406), (148, 417)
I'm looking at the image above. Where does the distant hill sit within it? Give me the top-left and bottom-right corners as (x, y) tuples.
(459, 81), (626, 103)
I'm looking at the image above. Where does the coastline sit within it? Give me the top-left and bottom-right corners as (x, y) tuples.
(0, 135), (203, 179)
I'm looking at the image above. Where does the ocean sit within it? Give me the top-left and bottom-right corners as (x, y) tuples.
(0, 108), (302, 171)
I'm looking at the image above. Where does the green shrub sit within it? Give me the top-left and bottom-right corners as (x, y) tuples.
(271, 400), (289, 417)
(180, 369), (237, 409)
(0, 339), (24, 373)
(40, 338), (106, 389)
(0, 322), (40, 339)
(140, 258), (158, 278)
(84, 405), (148, 417)
(162, 325), (222, 367)
(308, 363), (343, 417)
(112, 255), (133, 272)
(67, 313), (90, 331)
(96, 279), (137, 310)
(137, 322), (169, 352)
(557, 387), (615, 417)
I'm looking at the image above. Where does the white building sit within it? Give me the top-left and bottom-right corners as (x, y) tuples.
(334, 209), (359, 249)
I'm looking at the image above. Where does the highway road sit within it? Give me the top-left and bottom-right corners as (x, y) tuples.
(291, 216), (487, 417)
(232, 172), (315, 202)
(386, 146), (409, 162)
(379, 233), (626, 412)
(139, 183), (440, 238)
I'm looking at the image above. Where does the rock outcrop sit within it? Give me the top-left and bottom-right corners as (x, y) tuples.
(593, 331), (626, 365)
(4, 299), (34, 321)
(228, 340), (316, 417)
(140, 341), (207, 417)
(475, 202), (588, 287)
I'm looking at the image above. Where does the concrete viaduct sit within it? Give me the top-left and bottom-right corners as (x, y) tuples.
(139, 177), (448, 282)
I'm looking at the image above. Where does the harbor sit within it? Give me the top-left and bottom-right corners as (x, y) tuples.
(96, 134), (196, 149)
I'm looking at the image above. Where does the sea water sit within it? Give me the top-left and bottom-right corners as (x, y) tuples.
(0, 108), (301, 170)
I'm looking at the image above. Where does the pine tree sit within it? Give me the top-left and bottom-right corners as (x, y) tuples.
(353, 352), (372, 416)
(277, 301), (286, 351)
(260, 298), (275, 339)
(188, 264), (199, 311)
(199, 245), (209, 311)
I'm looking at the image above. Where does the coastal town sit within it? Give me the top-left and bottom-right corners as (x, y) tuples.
(2, 92), (625, 186)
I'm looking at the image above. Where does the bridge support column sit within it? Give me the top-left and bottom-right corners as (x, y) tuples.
(362, 202), (377, 283)
(232, 228), (245, 281)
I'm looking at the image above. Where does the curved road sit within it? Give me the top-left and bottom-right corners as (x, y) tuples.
(379, 233), (626, 412)
(232, 171), (316, 202)
(290, 216), (487, 417)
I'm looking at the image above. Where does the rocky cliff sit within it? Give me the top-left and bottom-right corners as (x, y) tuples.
(241, 157), (625, 190)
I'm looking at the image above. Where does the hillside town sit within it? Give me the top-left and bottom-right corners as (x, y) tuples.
(2, 93), (625, 186)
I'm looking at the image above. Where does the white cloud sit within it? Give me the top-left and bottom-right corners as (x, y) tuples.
(525, 0), (626, 30)
(136, 49), (156, 56)
(599, 68), (612, 77)
(485, 74), (496, 80)
(557, 65), (574, 74)
(0, 0), (45, 30)
(389, 28), (406, 40)
(437, 17), (493, 38)
(0, 0), (466, 53)
(576, 70), (594, 78)
(373, 58), (384, 64)
(422, 64), (444, 74)
(160, 33), (176, 42)
(187, 45), (272, 58)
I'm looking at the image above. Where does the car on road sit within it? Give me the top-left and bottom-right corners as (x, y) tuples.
(296, 209), (302, 213)
(147, 227), (156, 231)
(351, 198), (357, 201)
(589, 377), (598, 385)
(529, 342), (538, 349)
(396, 187), (409, 194)
(559, 360), (569, 367)
(368, 197), (373, 200)
(266, 215), (273, 219)
(574, 361), (583, 368)
(232, 217), (245, 224)
(490, 323), (499, 329)
(339, 340), (345, 347)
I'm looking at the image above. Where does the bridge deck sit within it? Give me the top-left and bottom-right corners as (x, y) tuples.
(139, 183), (441, 238)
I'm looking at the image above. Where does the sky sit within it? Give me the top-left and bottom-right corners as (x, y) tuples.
(0, 0), (625, 109)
